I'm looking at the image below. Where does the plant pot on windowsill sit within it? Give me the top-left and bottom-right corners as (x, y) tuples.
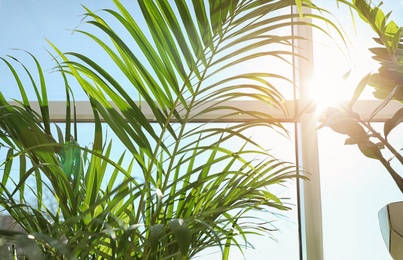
(379, 201), (403, 260)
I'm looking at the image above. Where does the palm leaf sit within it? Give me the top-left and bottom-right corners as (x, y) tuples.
(49, 0), (316, 258)
(0, 0), (338, 258)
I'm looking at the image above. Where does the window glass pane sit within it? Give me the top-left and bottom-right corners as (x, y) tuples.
(318, 124), (402, 260)
(0, 1), (295, 102)
(205, 123), (299, 259)
(0, 0), (140, 101)
(315, 2), (403, 259)
(311, 0), (403, 105)
(0, 121), (299, 258)
(1, 1), (300, 257)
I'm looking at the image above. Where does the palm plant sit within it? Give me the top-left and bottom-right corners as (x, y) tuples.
(0, 0), (333, 259)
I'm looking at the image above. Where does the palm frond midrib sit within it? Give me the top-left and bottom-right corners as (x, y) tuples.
(153, 3), (245, 195)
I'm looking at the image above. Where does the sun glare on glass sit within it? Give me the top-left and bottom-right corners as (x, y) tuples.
(307, 72), (349, 113)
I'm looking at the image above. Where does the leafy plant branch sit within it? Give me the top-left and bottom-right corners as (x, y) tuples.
(323, 0), (403, 194)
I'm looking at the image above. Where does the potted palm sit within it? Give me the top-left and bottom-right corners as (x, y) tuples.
(322, 0), (403, 258)
(0, 0), (334, 259)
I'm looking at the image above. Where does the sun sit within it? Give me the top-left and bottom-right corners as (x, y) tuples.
(307, 72), (350, 114)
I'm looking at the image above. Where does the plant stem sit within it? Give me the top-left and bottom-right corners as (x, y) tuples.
(378, 156), (403, 194)
(360, 119), (403, 194)
(361, 119), (403, 165)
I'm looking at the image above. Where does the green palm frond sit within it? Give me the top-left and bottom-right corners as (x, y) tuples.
(51, 1), (305, 258)
(0, 0), (340, 259)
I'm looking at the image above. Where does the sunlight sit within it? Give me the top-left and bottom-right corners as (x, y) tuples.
(307, 72), (348, 113)
(306, 0), (380, 115)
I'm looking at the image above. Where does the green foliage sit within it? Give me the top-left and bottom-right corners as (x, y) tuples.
(349, 0), (403, 101)
(0, 0), (329, 259)
(323, 0), (403, 194)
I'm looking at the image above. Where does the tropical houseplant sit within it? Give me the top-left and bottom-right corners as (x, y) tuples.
(322, 0), (403, 258)
(0, 0), (337, 259)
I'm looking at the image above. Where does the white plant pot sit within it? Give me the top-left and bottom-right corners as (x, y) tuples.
(379, 201), (403, 260)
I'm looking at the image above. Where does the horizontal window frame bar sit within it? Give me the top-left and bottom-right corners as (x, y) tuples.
(8, 100), (402, 123)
